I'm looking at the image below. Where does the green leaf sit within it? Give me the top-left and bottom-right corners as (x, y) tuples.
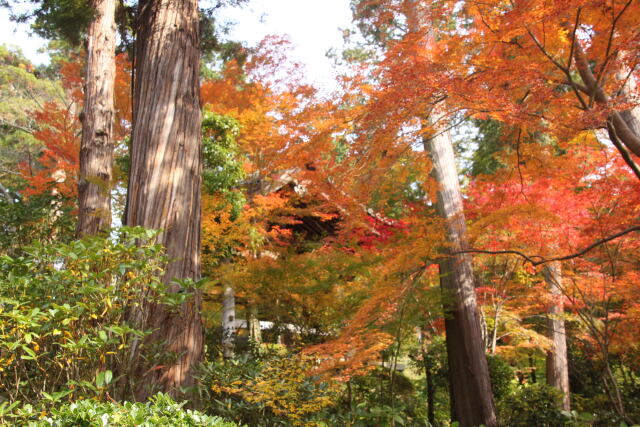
(21, 346), (37, 359)
(95, 371), (105, 388)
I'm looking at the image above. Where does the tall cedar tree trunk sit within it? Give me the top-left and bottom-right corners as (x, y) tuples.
(544, 262), (571, 411)
(76, 0), (116, 236)
(125, 0), (203, 399)
(424, 116), (497, 427)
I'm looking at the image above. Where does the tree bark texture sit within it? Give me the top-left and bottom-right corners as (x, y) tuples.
(424, 115), (497, 427)
(617, 64), (640, 138)
(573, 44), (640, 157)
(125, 0), (203, 399)
(544, 262), (571, 411)
(76, 0), (116, 237)
(222, 286), (236, 359)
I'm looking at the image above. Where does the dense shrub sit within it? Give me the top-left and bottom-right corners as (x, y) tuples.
(1, 393), (239, 426)
(0, 227), (178, 404)
(499, 383), (566, 426)
(487, 354), (515, 400)
(0, 190), (75, 256)
(198, 346), (340, 426)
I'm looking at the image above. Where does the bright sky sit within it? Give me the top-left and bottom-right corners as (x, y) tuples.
(0, 0), (354, 91)
(222, 0), (353, 91)
(0, 8), (50, 64)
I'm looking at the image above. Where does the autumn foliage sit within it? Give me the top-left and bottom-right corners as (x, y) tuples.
(3, 0), (640, 424)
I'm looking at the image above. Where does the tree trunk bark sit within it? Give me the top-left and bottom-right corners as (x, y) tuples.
(544, 262), (571, 411)
(617, 64), (640, 137)
(76, 0), (116, 237)
(125, 0), (203, 400)
(573, 44), (640, 157)
(222, 286), (236, 359)
(424, 114), (497, 427)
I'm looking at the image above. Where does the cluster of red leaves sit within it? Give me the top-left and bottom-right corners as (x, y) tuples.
(20, 102), (80, 198)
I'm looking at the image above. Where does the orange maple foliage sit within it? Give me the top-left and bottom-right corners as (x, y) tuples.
(338, 2), (640, 398)
(20, 54), (132, 198)
(201, 37), (333, 177)
(199, 42), (445, 374)
(20, 101), (80, 197)
(20, 58), (84, 197)
(352, 0), (640, 172)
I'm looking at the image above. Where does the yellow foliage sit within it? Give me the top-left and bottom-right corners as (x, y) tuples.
(210, 354), (341, 426)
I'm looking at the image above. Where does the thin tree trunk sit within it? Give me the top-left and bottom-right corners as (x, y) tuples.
(529, 355), (537, 383)
(424, 113), (497, 427)
(479, 305), (489, 350)
(544, 262), (571, 411)
(76, 0), (116, 236)
(406, 5), (496, 422)
(222, 286), (236, 359)
(490, 303), (502, 354)
(426, 360), (435, 426)
(419, 328), (436, 426)
(602, 357), (633, 424)
(125, 0), (202, 400)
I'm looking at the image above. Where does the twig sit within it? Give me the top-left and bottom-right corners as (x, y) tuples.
(527, 25), (590, 110)
(0, 119), (34, 135)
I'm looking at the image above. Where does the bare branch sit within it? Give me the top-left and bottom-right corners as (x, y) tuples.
(0, 119), (34, 135)
(526, 27), (568, 73)
(455, 225), (640, 266)
(563, 9), (591, 110)
(614, 63), (639, 97)
(456, 249), (543, 264)
(527, 25), (590, 110)
(566, 8), (581, 70)
(567, 80), (590, 94)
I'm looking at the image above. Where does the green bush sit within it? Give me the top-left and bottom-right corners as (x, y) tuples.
(0, 190), (75, 257)
(487, 354), (515, 400)
(1, 393), (239, 426)
(499, 383), (566, 426)
(0, 227), (176, 405)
